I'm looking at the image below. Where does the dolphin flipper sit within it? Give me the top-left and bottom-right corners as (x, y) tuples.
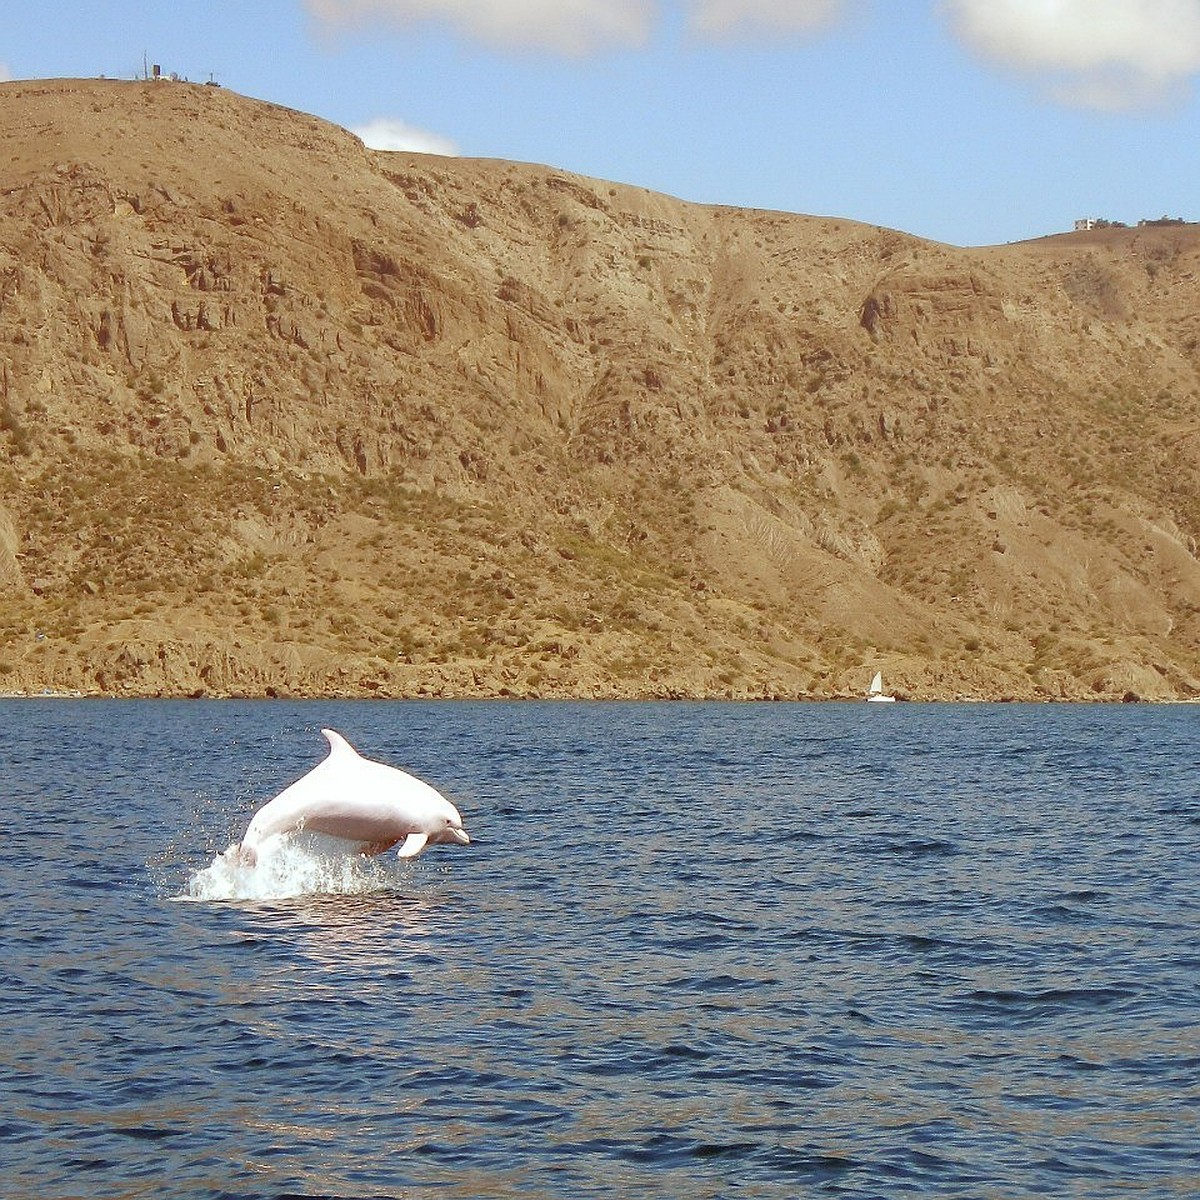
(397, 832), (429, 858)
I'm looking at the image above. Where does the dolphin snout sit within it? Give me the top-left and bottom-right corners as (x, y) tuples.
(448, 827), (471, 845)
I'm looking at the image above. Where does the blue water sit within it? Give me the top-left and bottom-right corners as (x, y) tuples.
(1, 700), (1198, 1199)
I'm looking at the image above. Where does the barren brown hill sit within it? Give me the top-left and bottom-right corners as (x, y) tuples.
(3, 78), (1200, 700)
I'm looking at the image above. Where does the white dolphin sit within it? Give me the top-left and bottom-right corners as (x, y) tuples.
(233, 728), (470, 866)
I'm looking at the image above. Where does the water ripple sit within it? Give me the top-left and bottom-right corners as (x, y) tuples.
(2, 700), (1198, 1198)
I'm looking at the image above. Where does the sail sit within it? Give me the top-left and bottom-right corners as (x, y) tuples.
(869, 671), (883, 695)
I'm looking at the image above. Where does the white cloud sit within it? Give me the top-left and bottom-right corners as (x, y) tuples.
(942, 0), (1200, 109)
(309, 0), (859, 54)
(353, 116), (459, 155)
(685, 0), (851, 40)
(306, 0), (655, 55)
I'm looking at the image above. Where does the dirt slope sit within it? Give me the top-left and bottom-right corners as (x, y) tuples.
(3, 77), (1200, 700)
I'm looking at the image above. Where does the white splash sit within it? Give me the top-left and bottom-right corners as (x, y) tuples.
(181, 833), (401, 902)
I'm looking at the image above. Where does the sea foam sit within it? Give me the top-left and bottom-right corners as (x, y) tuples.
(181, 833), (397, 902)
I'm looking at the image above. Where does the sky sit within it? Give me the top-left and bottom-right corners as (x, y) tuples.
(3, 0), (1199, 246)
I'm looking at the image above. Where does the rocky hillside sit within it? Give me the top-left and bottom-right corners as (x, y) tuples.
(3, 77), (1200, 700)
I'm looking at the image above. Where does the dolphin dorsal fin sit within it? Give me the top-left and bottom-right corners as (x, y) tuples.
(320, 728), (360, 760)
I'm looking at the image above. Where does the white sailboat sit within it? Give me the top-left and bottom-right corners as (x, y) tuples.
(866, 671), (895, 703)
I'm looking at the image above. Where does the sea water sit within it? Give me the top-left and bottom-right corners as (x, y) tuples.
(1, 699), (1197, 1198)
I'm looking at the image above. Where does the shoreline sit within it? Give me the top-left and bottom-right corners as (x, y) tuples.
(3, 688), (1194, 704)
